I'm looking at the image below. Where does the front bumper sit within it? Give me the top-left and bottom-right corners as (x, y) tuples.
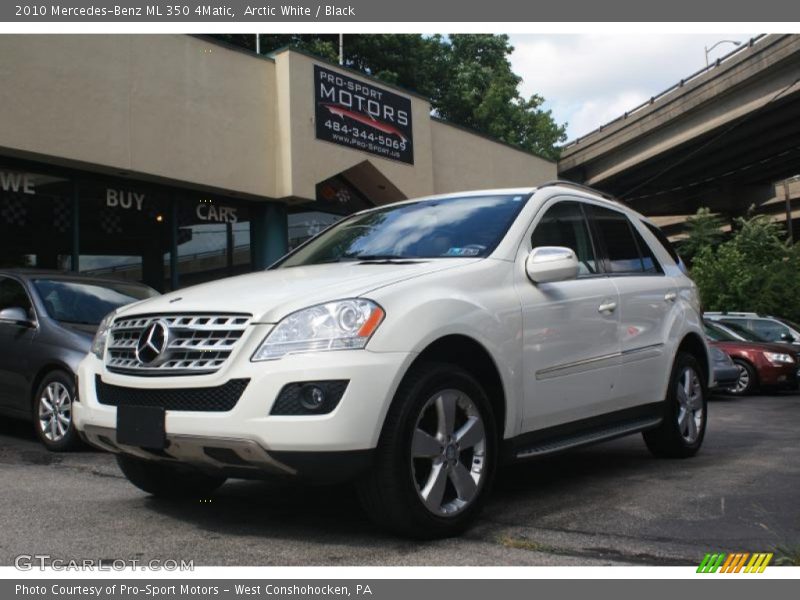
(711, 364), (739, 389)
(758, 362), (799, 389)
(74, 331), (414, 478)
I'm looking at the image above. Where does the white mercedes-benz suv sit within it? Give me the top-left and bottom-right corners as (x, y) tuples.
(74, 182), (710, 538)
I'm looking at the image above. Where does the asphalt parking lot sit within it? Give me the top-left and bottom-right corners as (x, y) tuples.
(1, 392), (798, 567)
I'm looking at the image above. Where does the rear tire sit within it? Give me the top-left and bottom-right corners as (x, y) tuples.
(116, 454), (226, 498)
(357, 362), (498, 539)
(728, 359), (757, 396)
(643, 352), (707, 458)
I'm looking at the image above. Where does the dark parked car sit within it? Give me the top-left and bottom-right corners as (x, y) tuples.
(709, 345), (739, 391)
(0, 270), (157, 450)
(705, 312), (800, 347)
(703, 320), (799, 396)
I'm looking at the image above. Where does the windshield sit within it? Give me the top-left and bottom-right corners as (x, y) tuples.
(716, 320), (769, 343)
(703, 321), (738, 342)
(33, 279), (158, 325)
(277, 194), (530, 268)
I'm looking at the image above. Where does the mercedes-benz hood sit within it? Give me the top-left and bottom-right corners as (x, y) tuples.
(114, 259), (479, 323)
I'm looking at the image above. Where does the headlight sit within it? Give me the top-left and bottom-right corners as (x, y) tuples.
(91, 312), (115, 359)
(252, 299), (385, 361)
(763, 351), (795, 365)
(711, 347), (733, 366)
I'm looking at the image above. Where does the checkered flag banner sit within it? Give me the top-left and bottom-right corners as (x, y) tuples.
(1, 197), (28, 227)
(100, 209), (123, 234)
(52, 197), (72, 233)
(335, 188), (352, 204)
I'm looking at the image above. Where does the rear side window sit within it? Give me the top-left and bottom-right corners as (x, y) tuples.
(588, 206), (648, 274)
(631, 226), (662, 274)
(642, 220), (681, 265)
(531, 201), (598, 276)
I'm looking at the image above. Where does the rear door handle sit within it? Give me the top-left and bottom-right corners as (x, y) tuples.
(664, 292), (677, 303)
(598, 301), (617, 313)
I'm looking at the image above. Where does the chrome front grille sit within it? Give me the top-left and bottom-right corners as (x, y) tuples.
(106, 313), (252, 375)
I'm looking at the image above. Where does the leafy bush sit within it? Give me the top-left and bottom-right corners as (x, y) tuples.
(688, 210), (800, 322)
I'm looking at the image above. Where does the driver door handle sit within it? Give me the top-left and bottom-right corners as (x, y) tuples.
(598, 301), (617, 314)
(664, 292), (677, 303)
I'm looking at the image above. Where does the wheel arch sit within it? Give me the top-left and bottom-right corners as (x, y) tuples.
(30, 362), (76, 410)
(405, 334), (507, 440)
(677, 332), (710, 389)
(730, 356), (759, 387)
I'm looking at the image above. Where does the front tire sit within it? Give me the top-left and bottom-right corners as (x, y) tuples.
(728, 359), (757, 396)
(116, 454), (226, 498)
(643, 352), (707, 458)
(33, 370), (81, 452)
(357, 362), (498, 539)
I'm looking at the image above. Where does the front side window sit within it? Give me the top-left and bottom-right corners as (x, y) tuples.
(32, 279), (157, 325)
(590, 206), (647, 274)
(531, 201), (598, 276)
(749, 318), (792, 342)
(278, 194), (529, 268)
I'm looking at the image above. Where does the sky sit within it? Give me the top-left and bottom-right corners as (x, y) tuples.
(509, 34), (759, 142)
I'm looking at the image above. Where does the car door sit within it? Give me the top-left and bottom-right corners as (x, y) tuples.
(587, 205), (680, 409)
(0, 276), (37, 411)
(747, 318), (798, 345)
(517, 199), (621, 433)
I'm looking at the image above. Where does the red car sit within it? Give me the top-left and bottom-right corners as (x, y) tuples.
(704, 320), (800, 395)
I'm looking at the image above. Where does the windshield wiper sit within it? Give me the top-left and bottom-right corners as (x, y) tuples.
(344, 253), (410, 261)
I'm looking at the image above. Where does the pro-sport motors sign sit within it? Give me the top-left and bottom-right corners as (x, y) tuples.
(314, 65), (414, 165)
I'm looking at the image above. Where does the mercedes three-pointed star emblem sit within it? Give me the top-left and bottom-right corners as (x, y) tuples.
(135, 320), (170, 365)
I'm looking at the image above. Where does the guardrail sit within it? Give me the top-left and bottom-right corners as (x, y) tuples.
(561, 34), (769, 151)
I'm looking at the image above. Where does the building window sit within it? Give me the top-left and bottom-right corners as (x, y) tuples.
(77, 181), (171, 291)
(176, 196), (251, 287)
(0, 166), (73, 270)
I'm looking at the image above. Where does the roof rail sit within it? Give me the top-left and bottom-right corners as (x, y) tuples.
(535, 180), (618, 201)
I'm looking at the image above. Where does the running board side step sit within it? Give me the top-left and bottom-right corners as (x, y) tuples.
(514, 416), (662, 460)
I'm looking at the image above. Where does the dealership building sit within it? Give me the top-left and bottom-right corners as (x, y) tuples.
(0, 35), (555, 291)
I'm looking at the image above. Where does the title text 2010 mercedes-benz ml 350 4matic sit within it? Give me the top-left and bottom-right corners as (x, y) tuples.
(74, 182), (711, 538)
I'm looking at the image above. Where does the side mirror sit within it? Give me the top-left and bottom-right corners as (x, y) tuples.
(0, 307), (32, 326)
(526, 246), (580, 284)
(780, 332), (795, 342)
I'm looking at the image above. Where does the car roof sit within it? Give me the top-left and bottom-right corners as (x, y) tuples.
(352, 182), (638, 217)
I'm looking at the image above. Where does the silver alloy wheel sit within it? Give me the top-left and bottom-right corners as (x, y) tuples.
(410, 389), (487, 517)
(676, 366), (704, 443)
(38, 381), (72, 442)
(732, 364), (750, 394)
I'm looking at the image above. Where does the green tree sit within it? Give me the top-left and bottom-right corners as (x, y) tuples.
(690, 213), (800, 322)
(679, 207), (725, 265)
(212, 34), (567, 160)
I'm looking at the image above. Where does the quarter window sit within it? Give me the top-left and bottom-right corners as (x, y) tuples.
(643, 220), (681, 265)
(531, 201), (598, 276)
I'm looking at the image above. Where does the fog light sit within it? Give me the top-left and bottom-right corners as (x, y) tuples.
(301, 385), (326, 411)
(270, 380), (349, 416)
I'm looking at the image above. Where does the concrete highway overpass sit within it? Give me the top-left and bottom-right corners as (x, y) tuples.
(558, 34), (800, 240)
